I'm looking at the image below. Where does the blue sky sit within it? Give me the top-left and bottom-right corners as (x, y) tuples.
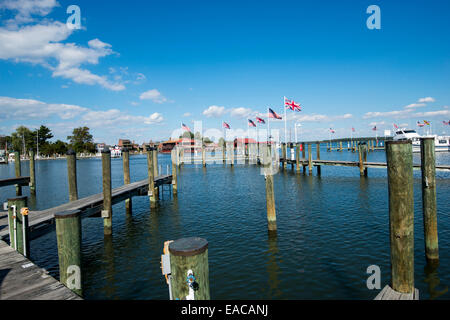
(0, 0), (449, 144)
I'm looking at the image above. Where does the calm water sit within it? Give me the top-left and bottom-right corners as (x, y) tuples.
(1, 147), (449, 300)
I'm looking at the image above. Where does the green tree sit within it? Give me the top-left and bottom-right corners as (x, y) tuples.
(67, 126), (94, 153)
(11, 126), (34, 153)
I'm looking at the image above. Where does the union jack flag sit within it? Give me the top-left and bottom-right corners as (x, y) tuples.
(181, 123), (191, 132)
(443, 120), (450, 126)
(256, 117), (266, 124)
(330, 128), (335, 133)
(268, 108), (282, 120)
(223, 122), (230, 129)
(284, 97), (302, 112)
(248, 119), (256, 127)
(417, 121), (425, 127)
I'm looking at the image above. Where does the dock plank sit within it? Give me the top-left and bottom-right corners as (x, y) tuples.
(374, 285), (419, 300)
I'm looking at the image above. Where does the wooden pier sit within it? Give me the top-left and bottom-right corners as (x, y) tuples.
(0, 176), (30, 188)
(0, 175), (172, 241)
(0, 240), (81, 300)
(374, 285), (419, 300)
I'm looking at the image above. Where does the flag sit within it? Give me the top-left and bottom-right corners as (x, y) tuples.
(417, 121), (425, 127)
(393, 124), (398, 129)
(248, 119), (256, 127)
(268, 108), (282, 119)
(284, 97), (302, 111)
(423, 120), (430, 125)
(256, 117), (266, 124)
(372, 126), (377, 131)
(352, 127), (355, 132)
(444, 120), (450, 126)
(223, 122), (230, 129)
(330, 128), (335, 133)
(181, 123), (191, 132)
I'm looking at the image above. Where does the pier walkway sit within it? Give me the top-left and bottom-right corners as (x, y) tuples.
(0, 240), (81, 300)
(0, 175), (172, 241)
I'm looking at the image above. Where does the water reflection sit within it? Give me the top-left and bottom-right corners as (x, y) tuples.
(424, 260), (448, 300)
(265, 232), (282, 298)
(102, 235), (117, 299)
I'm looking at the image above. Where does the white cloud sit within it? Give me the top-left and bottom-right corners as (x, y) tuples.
(203, 105), (226, 118)
(404, 103), (426, 109)
(0, 96), (87, 120)
(183, 112), (191, 117)
(414, 110), (450, 117)
(418, 97), (435, 103)
(0, 0), (59, 25)
(230, 107), (253, 118)
(363, 109), (412, 119)
(290, 113), (353, 122)
(139, 89), (167, 103)
(0, 6), (125, 91)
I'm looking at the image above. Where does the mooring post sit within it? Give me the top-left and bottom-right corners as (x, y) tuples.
(363, 144), (368, 176)
(7, 196), (28, 256)
(66, 149), (78, 201)
(420, 137), (439, 261)
(316, 142), (321, 176)
(171, 148), (178, 195)
(264, 145), (277, 232)
(14, 151), (21, 196)
(29, 150), (36, 195)
(169, 237), (210, 300)
(301, 143), (306, 173)
(55, 209), (82, 297)
(358, 144), (365, 177)
(222, 141), (226, 164)
(281, 143), (286, 170)
(122, 148), (132, 215)
(308, 143), (313, 175)
(229, 142), (234, 166)
(295, 143), (300, 173)
(101, 149), (112, 235)
(202, 143), (206, 167)
(147, 147), (157, 208)
(386, 140), (414, 294)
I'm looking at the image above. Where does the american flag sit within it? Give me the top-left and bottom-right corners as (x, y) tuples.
(444, 120), (450, 126)
(256, 117), (266, 124)
(423, 120), (430, 125)
(417, 121), (425, 127)
(284, 97), (302, 112)
(352, 127), (355, 132)
(181, 123), (191, 132)
(223, 122), (230, 129)
(372, 126), (377, 131)
(330, 128), (335, 133)
(268, 108), (282, 119)
(248, 119), (256, 127)
(393, 124), (398, 129)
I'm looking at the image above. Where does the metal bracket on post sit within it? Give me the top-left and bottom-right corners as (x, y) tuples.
(101, 210), (109, 218)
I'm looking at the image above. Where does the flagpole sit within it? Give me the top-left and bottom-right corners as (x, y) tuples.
(284, 96), (287, 143)
(267, 107), (270, 144)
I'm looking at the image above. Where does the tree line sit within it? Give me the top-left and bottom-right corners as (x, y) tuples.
(0, 126), (96, 156)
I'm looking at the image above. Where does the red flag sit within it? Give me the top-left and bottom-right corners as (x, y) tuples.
(268, 108), (282, 119)
(256, 117), (266, 124)
(443, 120), (450, 126)
(352, 127), (355, 132)
(417, 121), (425, 127)
(393, 124), (398, 129)
(330, 128), (335, 133)
(223, 122), (230, 129)
(248, 119), (256, 127)
(181, 123), (191, 132)
(372, 126), (377, 131)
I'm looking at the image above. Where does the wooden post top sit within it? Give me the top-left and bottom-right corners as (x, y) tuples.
(420, 137), (435, 141)
(55, 209), (81, 219)
(169, 237), (208, 257)
(386, 140), (411, 145)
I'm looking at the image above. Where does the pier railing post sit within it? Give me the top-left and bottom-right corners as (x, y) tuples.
(316, 142), (321, 176)
(171, 148), (178, 195)
(55, 209), (82, 297)
(386, 140), (414, 294)
(29, 150), (36, 195)
(14, 151), (22, 196)
(122, 148), (132, 215)
(66, 149), (78, 201)
(147, 147), (157, 208)
(420, 137), (439, 261)
(101, 149), (112, 235)
(169, 237), (210, 300)
(263, 145), (277, 232)
(7, 196), (29, 256)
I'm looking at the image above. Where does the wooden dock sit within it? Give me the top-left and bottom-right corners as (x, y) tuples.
(0, 240), (81, 300)
(0, 175), (172, 241)
(0, 176), (30, 188)
(374, 285), (419, 300)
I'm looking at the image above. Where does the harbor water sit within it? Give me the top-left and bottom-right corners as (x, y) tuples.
(0, 147), (449, 300)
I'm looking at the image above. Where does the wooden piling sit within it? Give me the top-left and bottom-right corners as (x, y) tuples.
(122, 148), (132, 215)
(316, 142), (321, 176)
(339, 141), (343, 152)
(202, 143), (206, 167)
(171, 148), (178, 195)
(55, 209), (82, 297)
(153, 146), (160, 199)
(7, 196), (28, 256)
(420, 138), (439, 261)
(222, 141), (226, 164)
(363, 144), (368, 176)
(301, 143), (306, 172)
(358, 144), (365, 176)
(295, 144), (300, 173)
(308, 143), (313, 174)
(29, 150), (36, 195)
(169, 237), (210, 300)
(14, 151), (21, 196)
(264, 145), (277, 232)
(66, 149), (78, 201)
(147, 147), (157, 208)
(281, 143), (286, 170)
(386, 140), (414, 294)
(101, 149), (112, 235)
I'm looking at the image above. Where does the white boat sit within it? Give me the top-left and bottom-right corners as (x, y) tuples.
(393, 129), (450, 152)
